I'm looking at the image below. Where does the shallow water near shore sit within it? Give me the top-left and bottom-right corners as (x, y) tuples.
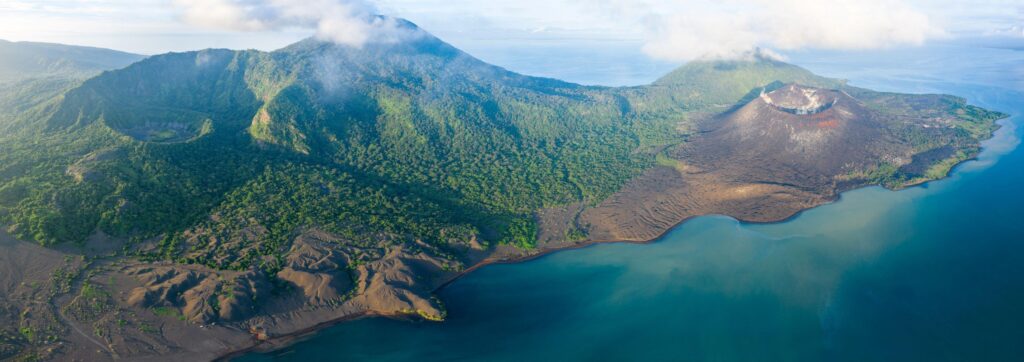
(238, 43), (1024, 361)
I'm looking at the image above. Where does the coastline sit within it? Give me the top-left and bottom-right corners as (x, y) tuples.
(213, 311), (383, 362)
(204, 116), (1017, 361)
(211, 157), (990, 361)
(210, 203), (832, 361)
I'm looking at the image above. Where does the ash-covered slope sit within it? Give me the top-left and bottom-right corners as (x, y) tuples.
(575, 83), (1003, 242)
(688, 84), (889, 180)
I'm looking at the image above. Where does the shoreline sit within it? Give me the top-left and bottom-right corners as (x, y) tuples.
(213, 311), (401, 362)
(204, 183), (898, 360)
(204, 118), (1014, 361)
(217, 171), (977, 361)
(211, 205), (826, 361)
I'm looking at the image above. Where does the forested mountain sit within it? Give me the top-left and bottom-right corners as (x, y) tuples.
(0, 20), (1004, 360)
(0, 40), (144, 83)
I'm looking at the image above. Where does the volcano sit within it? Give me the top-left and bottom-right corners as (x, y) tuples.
(576, 82), (1000, 242)
(689, 83), (892, 177)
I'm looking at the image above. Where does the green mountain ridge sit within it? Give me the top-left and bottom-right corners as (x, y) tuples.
(0, 39), (144, 83)
(0, 40), (145, 134)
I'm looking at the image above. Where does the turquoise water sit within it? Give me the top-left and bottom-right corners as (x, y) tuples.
(239, 43), (1024, 361)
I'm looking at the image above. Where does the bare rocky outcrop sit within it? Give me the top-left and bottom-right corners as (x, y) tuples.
(273, 231), (452, 320)
(125, 266), (270, 324)
(347, 245), (449, 320)
(275, 233), (356, 304)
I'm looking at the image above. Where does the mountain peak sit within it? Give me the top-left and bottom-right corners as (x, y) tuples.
(649, 57), (841, 108)
(275, 16), (443, 54)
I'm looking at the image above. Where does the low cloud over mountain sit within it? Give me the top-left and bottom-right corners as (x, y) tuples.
(173, 0), (415, 46)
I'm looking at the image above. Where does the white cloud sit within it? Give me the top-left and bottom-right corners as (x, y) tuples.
(374, 0), (947, 61)
(174, 0), (266, 31)
(172, 0), (414, 47)
(0, 0), (1017, 57)
(637, 0), (942, 61)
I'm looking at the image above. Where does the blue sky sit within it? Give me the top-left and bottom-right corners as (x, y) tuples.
(0, 0), (1021, 58)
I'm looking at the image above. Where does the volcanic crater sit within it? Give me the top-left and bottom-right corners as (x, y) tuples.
(761, 83), (840, 115)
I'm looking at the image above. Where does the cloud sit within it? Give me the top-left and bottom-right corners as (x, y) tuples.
(376, 0), (945, 61)
(638, 0), (943, 61)
(172, 0), (414, 47)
